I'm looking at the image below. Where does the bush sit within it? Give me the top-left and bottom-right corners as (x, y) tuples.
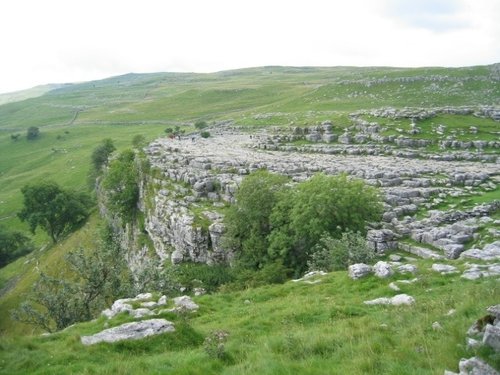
(12, 228), (133, 332)
(200, 131), (210, 138)
(102, 150), (140, 222)
(307, 231), (375, 272)
(224, 170), (289, 270)
(224, 172), (383, 278)
(132, 134), (146, 149)
(0, 226), (33, 268)
(26, 126), (40, 140)
(204, 330), (229, 360)
(172, 263), (234, 293)
(268, 173), (382, 276)
(194, 120), (208, 130)
(90, 138), (115, 172)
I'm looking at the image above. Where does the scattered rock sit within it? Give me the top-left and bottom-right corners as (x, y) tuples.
(389, 282), (400, 291)
(348, 263), (372, 279)
(293, 270), (328, 282)
(397, 264), (418, 274)
(173, 295), (199, 311)
(364, 294), (415, 306)
(373, 261), (394, 278)
(432, 321), (443, 331)
(81, 319), (175, 345)
(389, 254), (402, 262)
(458, 357), (499, 375)
(483, 324), (500, 352)
(432, 263), (459, 274)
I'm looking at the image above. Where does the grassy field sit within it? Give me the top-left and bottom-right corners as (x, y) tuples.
(0, 247), (498, 374)
(0, 65), (499, 374)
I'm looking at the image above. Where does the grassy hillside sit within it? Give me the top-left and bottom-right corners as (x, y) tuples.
(0, 254), (498, 374)
(0, 65), (498, 374)
(0, 64), (498, 236)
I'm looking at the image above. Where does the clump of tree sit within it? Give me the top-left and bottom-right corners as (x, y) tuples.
(18, 181), (92, 243)
(224, 171), (382, 277)
(12, 228), (134, 332)
(91, 138), (115, 172)
(10, 134), (21, 141)
(165, 125), (185, 138)
(26, 126), (40, 140)
(0, 226), (34, 268)
(102, 149), (141, 222)
(132, 134), (146, 149)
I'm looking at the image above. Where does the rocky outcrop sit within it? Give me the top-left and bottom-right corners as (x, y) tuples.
(81, 319), (175, 345)
(100, 119), (498, 269)
(446, 304), (500, 374)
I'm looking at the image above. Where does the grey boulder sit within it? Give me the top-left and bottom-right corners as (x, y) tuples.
(81, 319), (175, 345)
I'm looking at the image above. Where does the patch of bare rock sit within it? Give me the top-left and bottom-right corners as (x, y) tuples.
(445, 304), (500, 374)
(80, 293), (199, 345)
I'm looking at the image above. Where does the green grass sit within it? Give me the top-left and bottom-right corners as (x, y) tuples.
(0, 123), (168, 239)
(0, 64), (499, 374)
(0, 257), (498, 374)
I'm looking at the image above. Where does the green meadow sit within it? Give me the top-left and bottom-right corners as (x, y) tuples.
(0, 65), (499, 374)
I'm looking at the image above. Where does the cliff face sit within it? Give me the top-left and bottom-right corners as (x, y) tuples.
(98, 146), (235, 270)
(144, 188), (230, 265)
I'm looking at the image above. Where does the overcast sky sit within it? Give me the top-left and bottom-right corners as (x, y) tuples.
(0, 0), (499, 94)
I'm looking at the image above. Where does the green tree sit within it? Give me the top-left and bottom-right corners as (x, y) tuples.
(200, 131), (211, 138)
(26, 126), (40, 140)
(12, 228), (133, 332)
(307, 231), (375, 272)
(18, 181), (92, 243)
(268, 173), (382, 275)
(102, 149), (140, 222)
(224, 170), (289, 269)
(132, 134), (146, 149)
(0, 226), (34, 268)
(91, 138), (115, 172)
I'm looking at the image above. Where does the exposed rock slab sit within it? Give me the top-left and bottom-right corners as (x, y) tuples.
(364, 294), (415, 306)
(81, 319), (175, 345)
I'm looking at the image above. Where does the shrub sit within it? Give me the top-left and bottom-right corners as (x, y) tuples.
(91, 138), (115, 172)
(224, 170), (289, 270)
(200, 131), (210, 138)
(268, 173), (382, 276)
(194, 120), (208, 130)
(307, 231), (375, 272)
(204, 330), (229, 359)
(172, 263), (234, 293)
(132, 134), (146, 149)
(0, 226), (34, 268)
(12, 229), (133, 332)
(26, 126), (40, 140)
(102, 150), (140, 222)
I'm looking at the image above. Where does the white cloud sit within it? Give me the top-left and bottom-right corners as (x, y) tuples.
(0, 0), (498, 93)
